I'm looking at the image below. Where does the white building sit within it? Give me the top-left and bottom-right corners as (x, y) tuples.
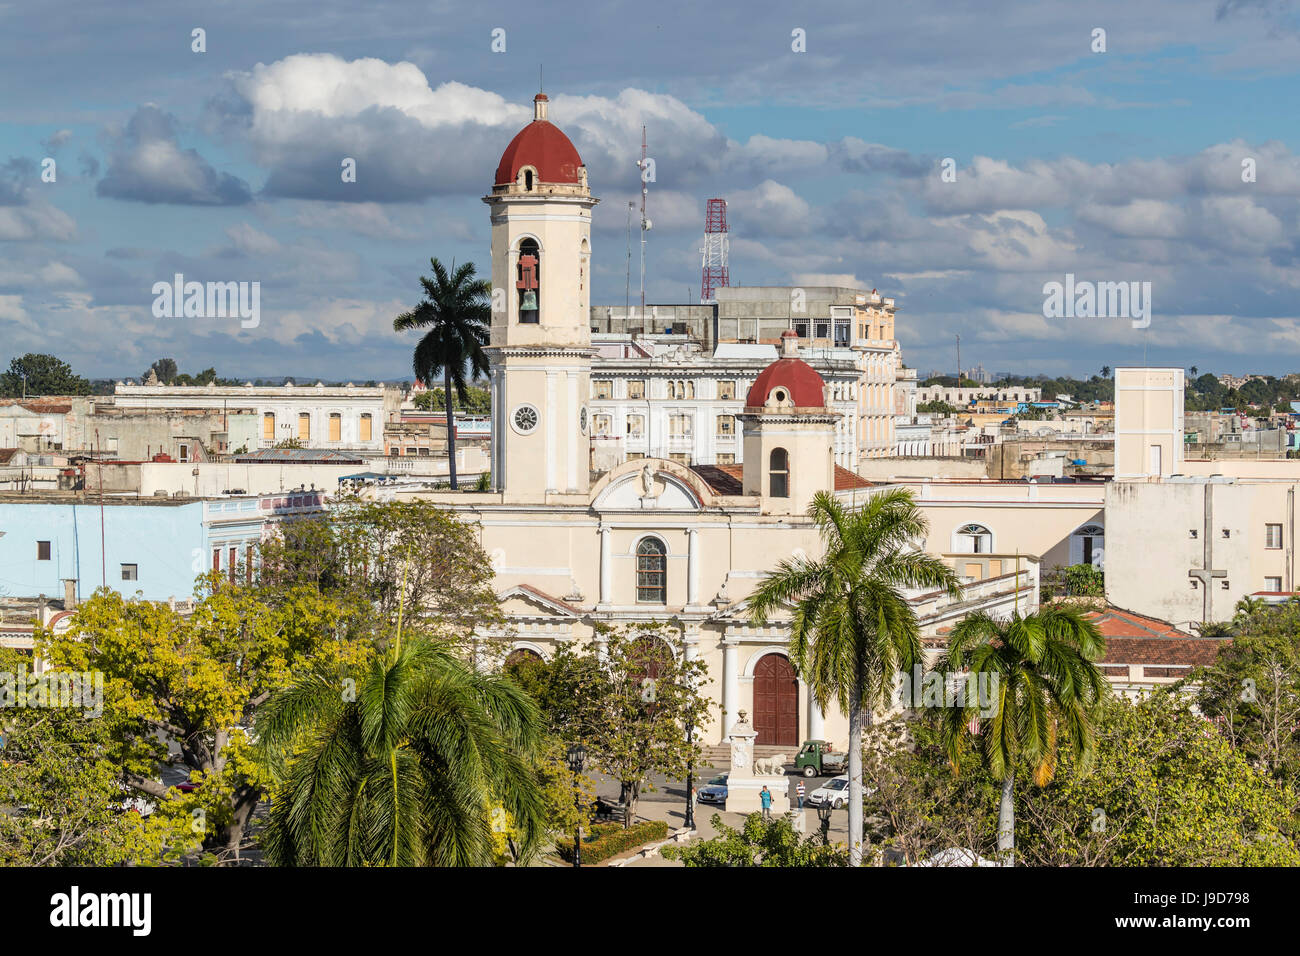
(917, 385), (1043, 406)
(112, 382), (389, 453)
(588, 335), (863, 470)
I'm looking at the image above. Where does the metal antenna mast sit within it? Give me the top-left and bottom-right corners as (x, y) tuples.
(700, 198), (729, 302)
(626, 201), (633, 317)
(638, 126), (650, 318)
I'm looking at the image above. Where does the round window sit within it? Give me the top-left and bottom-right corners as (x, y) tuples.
(511, 404), (540, 435)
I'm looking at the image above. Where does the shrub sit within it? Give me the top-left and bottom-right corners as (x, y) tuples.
(1063, 563), (1104, 596)
(555, 820), (668, 864)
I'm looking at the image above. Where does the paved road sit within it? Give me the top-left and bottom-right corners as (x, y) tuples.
(587, 764), (848, 824)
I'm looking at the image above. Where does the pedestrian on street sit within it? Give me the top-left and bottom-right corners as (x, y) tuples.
(760, 785), (772, 821)
(795, 780), (806, 809)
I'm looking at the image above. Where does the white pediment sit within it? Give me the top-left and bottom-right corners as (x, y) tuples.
(593, 466), (703, 512)
(497, 585), (580, 620)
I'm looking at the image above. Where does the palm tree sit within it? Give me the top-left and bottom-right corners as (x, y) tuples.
(1233, 595), (1268, 625)
(748, 489), (963, 865)
(1100, 365), (1110, 379)
(938, 605), (1106, 865)
(393, 258), (491, 489)
(256, 636), (547, 866)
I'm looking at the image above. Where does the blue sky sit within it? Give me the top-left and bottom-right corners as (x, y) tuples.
(3, 0), (1300, 382)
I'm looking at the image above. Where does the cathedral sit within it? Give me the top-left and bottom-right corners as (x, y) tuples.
(397, 93), (1031, 747)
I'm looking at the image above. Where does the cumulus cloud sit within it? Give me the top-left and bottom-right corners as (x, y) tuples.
(208, 54), (839, 203)
(97, 105), (252, 205)
(0, 202), (77, 241)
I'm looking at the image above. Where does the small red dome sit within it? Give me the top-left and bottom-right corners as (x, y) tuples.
(745, 352), (827, 408)
(494, 95), (584, 186)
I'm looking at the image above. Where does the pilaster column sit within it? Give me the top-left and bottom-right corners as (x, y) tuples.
(545, 371), (558, 492)
(722, 638), (739, 742)
(683, 623), (700, 663)
(687, 527), (700, 606)
(808, 689), (826, 741)
(567, 371), (580, 491)
(598, 526), (612, 605)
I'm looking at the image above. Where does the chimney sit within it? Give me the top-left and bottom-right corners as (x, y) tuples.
(62, 578), (77, 610)
(780, 329), (800, 359)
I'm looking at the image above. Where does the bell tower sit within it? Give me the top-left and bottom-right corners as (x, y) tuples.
(483, 92), (598, 500)
(740, 332), (838, 515)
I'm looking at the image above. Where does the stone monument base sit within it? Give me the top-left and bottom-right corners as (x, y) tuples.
(725, 776), (790, 815)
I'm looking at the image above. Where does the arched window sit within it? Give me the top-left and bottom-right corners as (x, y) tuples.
(517, 238), (540, 323)
(636, 538), (667, 604)
(770, 447), (789, 498)
(524, 169), (534, 190)
(505, 647), (543, 669)
(1072, 524), (1105, 567)
(956, 523), (992, 554)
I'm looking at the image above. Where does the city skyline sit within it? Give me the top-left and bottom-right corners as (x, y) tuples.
(4, 2), (1300, 381)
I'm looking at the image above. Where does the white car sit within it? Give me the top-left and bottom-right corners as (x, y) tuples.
(807, 774), (874, 808)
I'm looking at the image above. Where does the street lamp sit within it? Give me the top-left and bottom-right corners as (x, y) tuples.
(683, 713), (696, 830)
(817, 800), (834, 846)
(566, 743), (587, 868)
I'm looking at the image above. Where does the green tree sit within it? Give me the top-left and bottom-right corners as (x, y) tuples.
(662, 813), (850, 866)
(393, 258), (491, 489)
(748, 489), (962, 865)
(1189, 605), (1300, 784)
(0, 353), (92, 397)
(144, 358), (179, 384)
(1015, 694), (1300, 866)
(512, 625), (708, 827)
(938, 605), (1107, 864)
(37, 576), (365, 863)
(257, 635), (547, 866)
(414, 385), (491, 414)
(256, 492), (501, 649)
(0, 650), (198, 865)
(917, 400), (962, 416)
(1100, 365), (1111, 379)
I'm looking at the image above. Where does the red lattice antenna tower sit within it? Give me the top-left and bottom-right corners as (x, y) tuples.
(700, 198), (729, 303)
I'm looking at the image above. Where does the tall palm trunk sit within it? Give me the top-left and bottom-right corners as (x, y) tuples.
(998, 774), (1015, 866)
(443, 367), (458, 490)
(847, 682), (865, 866)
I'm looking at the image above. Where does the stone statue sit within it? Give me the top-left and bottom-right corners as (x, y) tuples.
(754, 754), (789, 776)
(640, 463), (655, 497)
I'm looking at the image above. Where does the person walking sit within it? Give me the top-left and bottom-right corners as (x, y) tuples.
(795, 780), (806, 809)
(759, 785), (772, 821)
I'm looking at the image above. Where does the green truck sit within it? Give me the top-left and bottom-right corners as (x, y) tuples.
(793, 739), (849, 777)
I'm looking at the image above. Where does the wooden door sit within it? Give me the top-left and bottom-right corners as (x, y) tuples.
(753, 654), (798, 746)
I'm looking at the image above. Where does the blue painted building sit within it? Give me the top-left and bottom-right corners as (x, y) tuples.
(0, 499), (204, 603)
(0, 492), (323, 604)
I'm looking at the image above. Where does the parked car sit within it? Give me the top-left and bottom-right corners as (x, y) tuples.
(697, 773), (728, 804)
(807, 775), (850, 809)
(794, 739), (849, 777)
(807, 774), (875, 808)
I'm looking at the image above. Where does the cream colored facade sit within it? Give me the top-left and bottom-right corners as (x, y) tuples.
(1105, 367), (1300, 627)
(380, 95), (1038, 748)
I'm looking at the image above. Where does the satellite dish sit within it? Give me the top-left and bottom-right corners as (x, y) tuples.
(642, 218), (653, 231)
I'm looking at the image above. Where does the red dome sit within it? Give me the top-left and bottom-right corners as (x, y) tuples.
(494, 95), (584, 186)
(745, 350), (827, 408)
